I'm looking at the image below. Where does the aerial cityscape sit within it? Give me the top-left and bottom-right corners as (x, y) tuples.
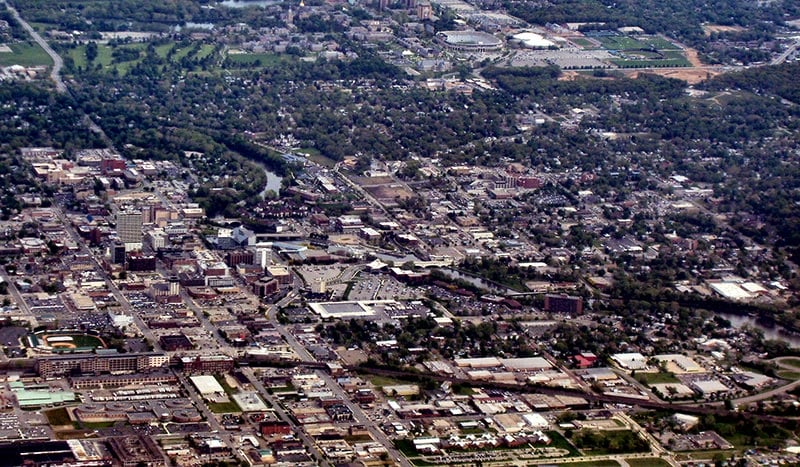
(0, 0), (799, 466)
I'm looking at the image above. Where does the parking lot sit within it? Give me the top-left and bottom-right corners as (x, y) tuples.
(510, 49), (614, 69)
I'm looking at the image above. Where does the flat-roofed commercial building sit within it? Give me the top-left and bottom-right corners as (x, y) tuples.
(36, 352), (169, 379)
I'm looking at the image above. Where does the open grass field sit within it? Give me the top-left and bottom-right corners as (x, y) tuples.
(611, 57), (691, 68)
(0, 42), (53, 67)
(572, 429), (650, 455)
(547, 430), (581, 457)
(636, 371), (680, 385)
(55, 429), (96, 440)
(627, 458), (672, 467)
(675, 449), (737, 461)
(598, 35), (680, 51)
(69, 334), (106, 348)
(778, 357), (800, 369)
(366, 374), (406, 388)
(571, 37), (597, 48)
(225, 51), (285, 67)
(67, 42), (145, 73)
(195, 44), (216, 59)
(208, 400), (241, 413)
(777, 370), (800, 380)
(44, 407), (72, 426)
(67, 41), (219, 75)
(299, 148), (337, 168)
(579, 33), (692, 69)
(558, 461), (620, 467)
(38, 332), (106, 350)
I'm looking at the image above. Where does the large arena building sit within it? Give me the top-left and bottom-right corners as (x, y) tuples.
(437, 30), (503, 52)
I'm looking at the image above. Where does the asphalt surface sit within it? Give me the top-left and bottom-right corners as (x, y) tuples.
(4, 1), (66, 93)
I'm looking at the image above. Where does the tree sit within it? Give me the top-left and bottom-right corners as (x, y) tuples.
(85, 41), (99, 63)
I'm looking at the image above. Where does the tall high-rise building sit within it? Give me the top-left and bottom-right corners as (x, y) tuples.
(110, 241), (126, 264)
(417, 1), (432, 19)
(117, 209), (143, 251)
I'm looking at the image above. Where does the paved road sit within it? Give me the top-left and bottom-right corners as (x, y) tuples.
(53, 208), (161, 348)
(240, 367), (331, 467)
(772, 38), (800, 65)
(730, 378), (800, 405)
(4, 1), (66, 93)
(265, 302), (413, 467)
(722, 357), (800, 405)
(174, 371), (244, 463)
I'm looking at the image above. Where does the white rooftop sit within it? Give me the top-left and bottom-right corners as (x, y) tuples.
(190, 375), (225, 395)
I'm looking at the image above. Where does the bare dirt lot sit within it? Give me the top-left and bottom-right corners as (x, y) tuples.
(364, 184), (414, 201)
(683, 46), (703, 67)
(561, 66), (722, 85)
(702, 24), (746, 36)
(622, 67), (722, 84)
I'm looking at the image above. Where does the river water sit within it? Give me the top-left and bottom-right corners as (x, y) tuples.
(437, 268), (800, 348)
(435, 268), (520, 295)
(716, 312), (800, 348)
(251, 160), (282, 198)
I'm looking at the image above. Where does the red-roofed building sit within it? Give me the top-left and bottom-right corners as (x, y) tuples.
(574, 352), (598, 368)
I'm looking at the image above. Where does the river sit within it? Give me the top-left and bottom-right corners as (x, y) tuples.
(435, 268), (520, 295)
(252, 161), (283, 198)
(716, 311), (800, 348)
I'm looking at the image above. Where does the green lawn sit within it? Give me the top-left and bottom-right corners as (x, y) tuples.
(780, 357), (800, 369)
(597, 35), (680, 51)
(44, 407), (72, 426)
(172, 45), (195, 61)
(627, 458), (672, 467)
(611, 58), (690, 68)
(55, 429), (96, 440)
(706, 420), (790, 448)
(639, 36), (680, 50)
(225, 51), (285, 67)
(29, 22), (52, 33)
(572, 38), (596, 48)
(625, 50), (663, 59)
(636, 371), (680, 385)
(777, 370), (800, 380)
(67, 41), (217, 75)
(195, 44), (217, 59)
(394, 438), (417, 457)
(78, 420), (119, 429)
(208, 400), (241, 413)
(69, 334), (105, 348)
(367, 374), (406, 388)
(546, 430), (581, 457)
(67, 43), (145, 73)
(571, 429), (650, 455)
(558, 461), (619, 467)
(0, 42), (53, 66)
(300, 148), (337, 168)
(215, 375), (240, 395)
(155, 43), (174, 58)
(675, 450), (736, 461)
(598, 35), (647, 50)
(271, 385), (295, 393)
(595, 34), (688, 68)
